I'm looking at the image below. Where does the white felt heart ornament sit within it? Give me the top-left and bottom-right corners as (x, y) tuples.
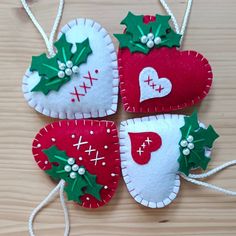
(139, 67), (172, 102)
(119, 113), (219, 208)
(22, 18), (118, 119)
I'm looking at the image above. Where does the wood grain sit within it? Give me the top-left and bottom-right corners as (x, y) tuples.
(0, 0), (236, 235)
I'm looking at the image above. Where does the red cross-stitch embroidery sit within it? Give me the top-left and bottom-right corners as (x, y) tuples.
(70, 70), (99, 103)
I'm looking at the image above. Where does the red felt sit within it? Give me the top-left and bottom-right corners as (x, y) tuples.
(118, 15), (213, 113)
(32, 120), (120, 208)
(129, 132), (162, 165)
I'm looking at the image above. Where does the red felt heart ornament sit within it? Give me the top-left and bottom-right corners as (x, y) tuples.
(32, 119), (120, 208)
(117, 14), (213, 113)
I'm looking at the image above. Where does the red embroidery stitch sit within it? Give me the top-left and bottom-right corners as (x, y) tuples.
(83, 71), (98, 86)
(70, 70), (99, 103)
(80, 82), (91, 93)
(70, 86), (85, 102)
(144, 76), (165, 93)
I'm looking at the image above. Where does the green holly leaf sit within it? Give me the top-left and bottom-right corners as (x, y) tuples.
(150, 14), (171, 37)
(114, 33), (149, 54)
(30, 34), (92, 94)
(71, 39), (92, 66)
(84, 171), (103, 201)
(159, 29), (182, 48)
(121, 12), (150, 42)
(114, 12), (181, 54)
(43, 145), (69, 179)
(180, 110), (200, 138)
(54, 34), (73, 63)
(178, 154), (191, 176)
(178, 111), (219, 176)
(204, 125), (220, 148)
(31, 76), (70, 95)
(42, 145), (103, 204)
(64, 177), (87, 204)
(30, 53), (59, 79)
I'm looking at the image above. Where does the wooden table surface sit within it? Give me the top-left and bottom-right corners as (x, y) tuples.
(0, 0), (236, 235)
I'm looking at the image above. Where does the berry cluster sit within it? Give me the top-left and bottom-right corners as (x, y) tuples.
(57, 60), (80, 79)
(140, 33), (162, 49)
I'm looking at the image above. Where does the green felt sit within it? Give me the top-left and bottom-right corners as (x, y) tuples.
(178, 111), (219, 176)
(43, 145), (103, 204)
(114, 11), (182, 54)
(30, 34), (92, 95)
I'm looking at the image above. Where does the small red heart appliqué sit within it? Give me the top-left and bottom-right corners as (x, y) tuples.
(129, 132), (162, 165)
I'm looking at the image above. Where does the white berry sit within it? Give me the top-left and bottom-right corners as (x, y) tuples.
(147, 33), (154, 40)
(187, 135), (194, 142)
(154, 37), (162, 45)
(58, 70), (65, 78)
(140, 35), (148, 44)
(72, 164), (79, 172)
(183, 148), (190, 156)
(65, 68), (72, 76)
(59, 63), (66, 70)
(66, 60), (73, 68)
(180, 140), (188, 147)
(146, 40), (154, 48)
(78, 167), (85, 175)
(70, 172), (77, 179)
(72, 66), (79, 73)
(64, 165), (71, 172)
(188, 143), (195, 150)
(67, 158), (75, 165)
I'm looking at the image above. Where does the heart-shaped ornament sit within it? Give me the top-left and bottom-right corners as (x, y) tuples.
(32, 119), (120, 208)
(23, 18), (118, 119)
(139, 67), (172, 102)
(120, 112), (219, 208)
(115, 12), (213, 113)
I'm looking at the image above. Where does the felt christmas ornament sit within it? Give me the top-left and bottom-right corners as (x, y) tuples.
(21, 0), (118, 119)
(32, 119), (120, 207)
(119, 111), (236, 208)
(29, 119), (120, 235)
(115, 6), (213, 113)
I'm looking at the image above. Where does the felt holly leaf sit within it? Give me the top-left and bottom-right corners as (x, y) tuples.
(114, 33), (149, 54)
(180, 110), (200, 138)
(31, 76), (70, 95)
(30, 34), (92, 94)
(64, 177), (87, 204)
(84, 171), (103, 201)
(178, 154), (190, 176)
(178, 111), (219, 176)
(30, 53), (59, 79)
(115, 12), (182, 54)
(150, 14), (171, 37)
(43, 145), (103, 203)
(72, 39), (92, 66)
(159, 29), (182, 48)
(121, 12), (150, 42)
(54, 34), (73, 63)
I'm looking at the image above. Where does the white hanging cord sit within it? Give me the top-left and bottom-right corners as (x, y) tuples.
(159, 0), (193, 44)
(20, 0), (64, 57)
(180, 160), (236, 196)
(60, 180), (70, 236)
(28, 180), (70, 236)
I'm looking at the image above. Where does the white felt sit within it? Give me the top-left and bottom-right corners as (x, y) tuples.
(22, 18), (119, 119)
(139, 67), (172, 102)
(120, 114), (208, 208)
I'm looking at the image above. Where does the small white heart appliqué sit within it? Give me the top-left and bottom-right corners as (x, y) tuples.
(139, 67), (172, 102)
